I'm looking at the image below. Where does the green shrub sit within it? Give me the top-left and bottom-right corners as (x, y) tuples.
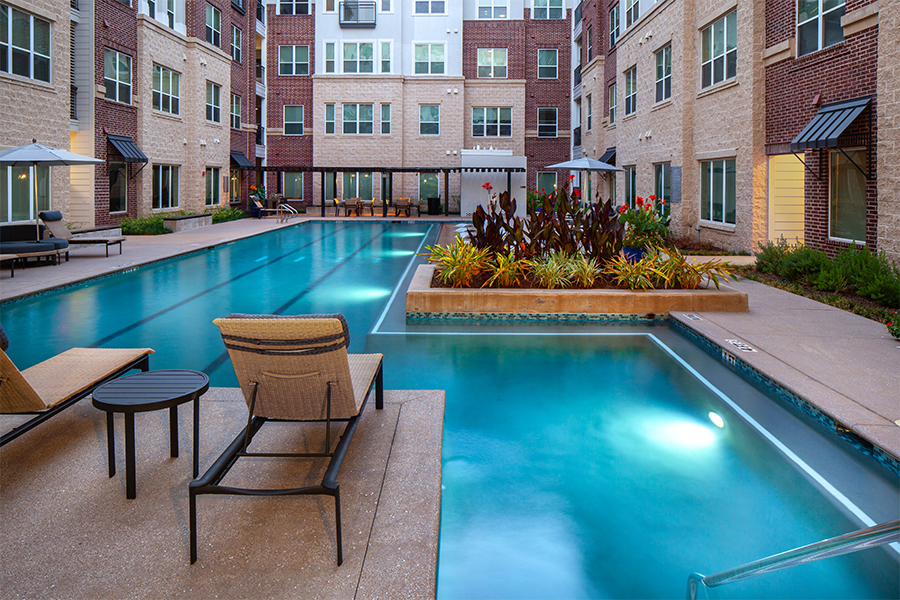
(531, 252), (572, 289)
(754, 238), (793, 274)
(567, 252), (602, 288)
(208, 206), (248, 224)
(484, 250), (531, 288)
(425, 235), (490, 288)
(119, 214), (170, 235)
(604, 253), (658, 290)
(849, 248), (900, 307)
(814, 261), (852, 293)
(775, 245), (828, 285)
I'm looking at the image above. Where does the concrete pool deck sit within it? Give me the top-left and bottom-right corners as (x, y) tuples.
(1, 216), (898, 598)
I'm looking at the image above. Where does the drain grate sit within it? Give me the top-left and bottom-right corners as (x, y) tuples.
(683, 313), (703, 321)
(726, 339), (758, 352)
(722, 350), (737, 365)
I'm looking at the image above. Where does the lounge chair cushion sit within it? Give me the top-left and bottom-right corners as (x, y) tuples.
(0, 240), (56, 254)
(39, 210), (64, 222)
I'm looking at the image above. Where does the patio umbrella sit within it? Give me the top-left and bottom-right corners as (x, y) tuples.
(0, 139), (104, 240)
(545, 157), (624, 204)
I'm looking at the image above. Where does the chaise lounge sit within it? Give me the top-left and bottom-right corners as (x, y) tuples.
(39, 211), (124, 257)
(0, 222), (68, 266)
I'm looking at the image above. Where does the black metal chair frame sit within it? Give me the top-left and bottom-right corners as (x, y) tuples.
(189, 361), (383, 565)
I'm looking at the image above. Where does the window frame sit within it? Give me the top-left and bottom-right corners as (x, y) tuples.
(205, 166), (220, 206)
(624, 66), (636, 116)
(104, 49), (132, 105)
(381, 103), (391, 134)
(325, 103), (335, 134)
(700, 158), (736, 225)
(536, 172), (557, 195)
(586, 94), (592, 130)
(609, 4), (619, 48)
(701, 10), (737, 89)
(625, 165), (636, 208)
(279, 44), (310, 76)
(587, 25), (593, 61)
(1, 6), (51, 83)
(625, 0), (638, 28)
(205, 3), (221, 47)
(342, 41), (374, 74)
(380, 40), (392, 73)
(797, 0), (846, 57)
(152, 63), (180, 115)
(608, 82), (617, 124)
(828, 147), (867, 243)
(414, 1), (445, 15)
(537, 107), (557, 138)
(206, 81), (221, 123)
(152, 164), (179, 210)
(414, 43), (445, 75)
(230, 94), (241, 129)
(537, 48), (558, 79)
(533, 0), (563, 19)
(419, 104), (440, 136)
(655, 43), (671, 103)
(342, 103), (374, 134)
(324, 41), (335, 73)
(231, 25), (241, 63)
(472, 106), (512, 137)
(283, 172), (304, 199)
(477, 0), (508, 19)
(278, 0), (310, 15)
(654, 162), (672, 205)
(109, 162), (127, 214)
(284, 105), (304, 135)
(477, 48), (507, 78)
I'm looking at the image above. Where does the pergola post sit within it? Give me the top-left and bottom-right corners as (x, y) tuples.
(443, 170), (449, 216)
(320, 171), (326, 217)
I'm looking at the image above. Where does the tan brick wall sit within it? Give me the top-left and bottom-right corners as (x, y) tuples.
(463, 80), (526, 155)
(877, 2), (899, 264)
(136, 17), (230, 216)
(0, 0), (71, 219)
(579, 56), (605, 160)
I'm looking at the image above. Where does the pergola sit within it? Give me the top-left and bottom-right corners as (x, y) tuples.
(248, 165), (527, 217)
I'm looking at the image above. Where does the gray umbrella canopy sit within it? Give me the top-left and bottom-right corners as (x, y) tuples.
(0, 140), (103, 238)
(544, 156), (624, 172)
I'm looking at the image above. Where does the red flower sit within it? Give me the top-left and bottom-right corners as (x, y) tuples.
(645, 205), (652, 211)
(660, 199), (666, 205)
(541, 188), (545, 192)
(569, 174), (576, 180)
(636, 196), (644, 206)
(618, 205), (628, 214)
(573, 189), (581, 198)
(649, 194), (657, 201)
(250, 185), (257, 191)
(482, 182), (493, 191)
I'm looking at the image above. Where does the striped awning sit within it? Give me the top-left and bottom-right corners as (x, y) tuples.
(790, 97), (871, 152)
(230, 151), (254, 169)
(107, 135), (148, 163)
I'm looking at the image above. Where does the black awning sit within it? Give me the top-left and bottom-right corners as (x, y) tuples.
(599, 148), (616, 165)
(107, 135), (148, 163)
(230, 151), (254, 169)
(790, 97), (871, 152)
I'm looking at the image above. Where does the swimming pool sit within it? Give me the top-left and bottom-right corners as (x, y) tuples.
(2, 222), (897, 598)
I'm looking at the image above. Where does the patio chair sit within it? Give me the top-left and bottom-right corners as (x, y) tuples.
(189, 313), (384, 565)
(39, 211), (123, 257)
(252, 200), (284, 221)
(344, 197), (359, 216)
(394, 197), (412, 217)
(0, 326), (153, 446)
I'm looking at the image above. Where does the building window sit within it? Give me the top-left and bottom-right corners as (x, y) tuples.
(414, 1), (445, 14)
(701, 10), (736, 88)
(655, 44), (671, 102)
(279, 45), (309, 75)
(343, 103), (373, 134)
(381, 41), (391, 73)
(231, 94), (241, 129)
(0, 5), (50, 82)
(1, 165), (49, 222)
(624, 66), (636, 115)
(608, 83), (617, 124)
(538, 49), (558, 79)
(625, 165), (636, 208)
(420, 104), (440, 135)
(284, 105), (303, 135)
(654, 162), (671, 204)
(478, 0), (507, 19)
(609, 4), (619, 48)
(343, 42), (373, 73)
(381, 103), (391, 134)
(152, 64), (180, 115)
(587, 25), (593, 61)
(537, 172), (556, 194)
(230, 169), (240, 203)
(104, 49), (132, 104)
(284, 173), (303, 199)
(608, 171), (616, 204)
(324, 0), (335, 11)
(380, 0), (392, 12)
(206, 82), (221, 122)
(798, 0), (845, 57)
(700, 158), (736, 224)
(325, 103), (335, 134)
(231, 26), (241, 62)
(534, 0), (563, 19)
(152, 165), (179, 209)
(109, 162), (127, 213)
(537, 107), (557, 137)
(206, 4), (220, 47)
(343, 172), (372, 199)
(324, 42), (335, 73)
(625, 0), (638, 27)
(149, 0), (176, 29)
(829, 149), (866, 241)
(472, 107), (511, 137)
(586, 95), (592, 130)
(414, 43), (444, 74)
(279, 0), (309, 14)
(477, 48), (507, 78)
(205, 167), (220, 206)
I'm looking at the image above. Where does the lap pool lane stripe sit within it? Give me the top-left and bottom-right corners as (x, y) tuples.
(86, 224), (351, 349)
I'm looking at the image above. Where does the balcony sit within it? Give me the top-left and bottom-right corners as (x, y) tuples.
(256, 0), (265, 24)
(574, 64), (582, 85)
(70, 85), (77, 120)
(340, 1), (376, 28)
(256, 61), (265, 83)
(256, 126), (265, 146)
(70, 0), (78, 9)
(573, 126), (581, 148)
(574, 0), (583, 23)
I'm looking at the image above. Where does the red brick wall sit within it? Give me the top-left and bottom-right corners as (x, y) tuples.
(229, 2), (255, 206)
(524, 8), (572, 191)
(601, 1), (617, 117)
(265, 6), (314, 201)
(462, 20), (526, 80)
(94, 0), (139, 226)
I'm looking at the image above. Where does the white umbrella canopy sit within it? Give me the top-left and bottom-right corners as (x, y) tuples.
(0, 139), (103, 238)
(545, 156), (624, 172)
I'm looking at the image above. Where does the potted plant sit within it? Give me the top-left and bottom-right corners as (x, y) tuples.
(617, 195), (670, 262)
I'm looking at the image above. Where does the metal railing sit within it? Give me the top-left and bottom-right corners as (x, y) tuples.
(256, 0), (265, 24)
(256, 126), (265, 146)
(687, 520), (899, 600)
(255, 62), (265, 83)
(574, 64), (581, 85)
(339, 1), (376, 27)
(70, 85), (77, 120)
(70, 0), (79, 9)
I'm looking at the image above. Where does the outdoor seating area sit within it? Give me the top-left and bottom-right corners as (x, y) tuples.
(0, 222), (68, 267)
(39, 210), (124, 256)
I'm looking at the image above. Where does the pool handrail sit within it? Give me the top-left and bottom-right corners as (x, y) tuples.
(686, 519), (899, 599)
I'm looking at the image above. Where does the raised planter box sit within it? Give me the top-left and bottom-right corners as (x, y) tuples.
(406, 264), (749, 318)
(163, 214), (212, 233)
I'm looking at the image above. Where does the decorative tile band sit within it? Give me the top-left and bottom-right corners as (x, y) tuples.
(670, 318), (900, 476)
(406, 312), (670, 323)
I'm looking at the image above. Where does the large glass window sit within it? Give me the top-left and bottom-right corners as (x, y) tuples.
(152, 165), (179, 210)
(414, 1), (445, 14)
(624, 66), (636, 115)
(279, 0), (310, 14)
(537, 107), (557, 138)
(798, 0), (845, 57)
(231, 26), (241, 62)
(625, 0), (638, 27)
(538, 49), (558, 79)
(231, 94), (241, 129)
(205, 3), (220, 47)
(654, 162), (671, 205)
(587, 25), (593, 61)
(381, 103), (391, 134)
(829, 149), (866, 241)
(537, 172), (557, 195)
(284, 105), (303, 135)
(229, 169), (240, 203)
(104, 49), (132, 104)
(420, 104), (440, 135)
(206, 82), (221, 122)
(419, 173), (438, 203)
(343, 172), (372, 200)
(342, 42), (373, 73)
(625, 165), (637, 208)
(148, 0), (176, 29)
(343, 103), (373, 134)
(414, 43), (444, 74)
(701, 10), (737, 88)
(280, 45), (309, 75)
(0, 6), (50, 82)
(472, 107), (512, 137)
(478, 0), (507, 19)
(109, 163), (127, 213)
(325, 42), (335, 73)
(477, 48), (507, 78)
(586, 94), (592, 130)
(700, 158), (736, 224)
(534, 0), (563, 19)
(381, 41), (391, 73)
(152, 64), (180, 115)
(1, 165), (49, 222)
(325, 103), (335, 134)
(205, 167), (220, 206)
(655, 44), (671, 102)
(284, 173), (303, 199)
(609, 83), (617, 124)
(609, 4), (619, 48)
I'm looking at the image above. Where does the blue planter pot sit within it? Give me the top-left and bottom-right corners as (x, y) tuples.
(623, 247), (647, 264)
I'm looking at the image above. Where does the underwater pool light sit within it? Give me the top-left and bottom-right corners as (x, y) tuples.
(708, 412), (725, 428)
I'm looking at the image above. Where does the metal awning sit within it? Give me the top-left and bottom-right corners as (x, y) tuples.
(598, 147), (616, 166)
(107, 135), (148, 163)
(230, 151), (254, 169)
(790, 97), (871, 152)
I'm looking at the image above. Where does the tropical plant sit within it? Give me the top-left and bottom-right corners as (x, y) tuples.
(484, 250), (531, 288)
(604, 253), (659, 290)
(249, 184), (267, 204)
(531, 252), (572, 289)
(567, 252), (602, 288)
(617, 195), (670, 248)
(425, 235), (490, 288)
(653, 247), (737, 289)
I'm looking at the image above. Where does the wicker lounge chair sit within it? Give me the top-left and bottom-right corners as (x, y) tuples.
(189, 314), (383, 565)
(39, 211), (124, 257)
(0, 333), (153, 445)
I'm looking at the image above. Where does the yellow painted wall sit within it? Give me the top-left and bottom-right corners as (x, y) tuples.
(768, 154), (805, 244)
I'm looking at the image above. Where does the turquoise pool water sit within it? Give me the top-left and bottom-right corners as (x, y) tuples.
(2, 222), (897, 598)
